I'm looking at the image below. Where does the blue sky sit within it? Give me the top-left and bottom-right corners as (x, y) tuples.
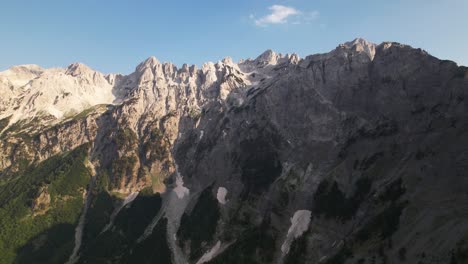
(1, 0), (467, 74)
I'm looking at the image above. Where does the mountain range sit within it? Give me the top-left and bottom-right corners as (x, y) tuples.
(0, 38), (467, 264)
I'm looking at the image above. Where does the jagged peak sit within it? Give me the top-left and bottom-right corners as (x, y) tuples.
(378, 41), (410, 50)
(343, 38), (374, 48)
(181, 63), (189, 70)
(258, 49), (275, 57)
(136, 56), (161, 72)
(201, 61), (216, 73)
(285, 53), (300, 64)
(340, 38), (377, 60)
(65, 62), (96, 77)
(254, 49), (279, 65)
(221, 57), (235, 65)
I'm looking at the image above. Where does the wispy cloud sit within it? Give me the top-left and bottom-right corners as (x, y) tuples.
(304, 11), (320, 23)
(252, 5), (319, 27)
(254, 5), (300, 26)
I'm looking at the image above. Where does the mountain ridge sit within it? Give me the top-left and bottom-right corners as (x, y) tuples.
(0, 38), (450, 132)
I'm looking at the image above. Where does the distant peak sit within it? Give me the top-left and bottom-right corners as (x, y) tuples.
(144, 56), (160, 65)
(136, 56), (160, 71)
(285, 53), (300, 64)
(11, 64), (43, 70)
(221, 57), (234, 65)
(256, 49), (276, 59)
(344, 38), (372, 47)
(66, 62), (95, 77)
(254, 49), (279, 66)
(67, 62), (91, 69)
(2, 64), (44, 75)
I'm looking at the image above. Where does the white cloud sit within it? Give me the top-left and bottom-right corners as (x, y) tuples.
(254, 5), (300, 26)
(252, 5), (319, 27)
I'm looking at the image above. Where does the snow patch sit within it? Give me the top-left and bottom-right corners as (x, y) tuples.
(217, 187), (228, 204)
(173, 174), (190, 199)
(281, 210), (311, 255)
(196, 241), (222, 264)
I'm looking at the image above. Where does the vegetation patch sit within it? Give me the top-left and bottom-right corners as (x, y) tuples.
(207, 220), (277, 264)
(142, 127), (171, 163)
(80, 230), (128, 263)
(112, 155), (137, 177)
(70, 108), (94, 121)
(0, 116), (11, 132)
(353, 152), (384, 171)
(110, 155), (138, 189)
(356, 201), (408, 242)
(82, 171), (113, 245)
(355, 178), (408, 243)
(82, 191), (115, 244)
(188, 108), (202, 120)
(14, 223), (76, 264)
(124, 218), (172, 264)
(113, 127), (137, 150)
(239, 133), (282, 196)
(324, 245), (353, 264)
(284, 230), (308, 264)
(114, 192), (162, 240)
(0, 144), (91, 263)
(80, 191), (162, 262)
(178, 186), (220, 261)
(1, 119), (28, 137)
(69, 104), (109, 121)
(313, 177), (372, 220)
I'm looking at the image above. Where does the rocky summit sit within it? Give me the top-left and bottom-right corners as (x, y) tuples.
(0, 38), (467, 264)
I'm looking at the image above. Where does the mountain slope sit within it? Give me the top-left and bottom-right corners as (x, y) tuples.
(0, 39), (467, 264)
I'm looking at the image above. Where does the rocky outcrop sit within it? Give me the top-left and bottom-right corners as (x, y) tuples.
(31, 185), (51, 216)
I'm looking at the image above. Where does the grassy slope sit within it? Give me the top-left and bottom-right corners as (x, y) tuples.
(0, 144), (91, 264)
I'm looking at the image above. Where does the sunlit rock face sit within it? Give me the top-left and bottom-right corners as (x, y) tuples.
(1, 38), (468, 264)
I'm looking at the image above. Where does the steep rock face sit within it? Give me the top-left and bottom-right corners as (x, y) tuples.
(0, 39), (467, 264)
(172, 40), (468, 264)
